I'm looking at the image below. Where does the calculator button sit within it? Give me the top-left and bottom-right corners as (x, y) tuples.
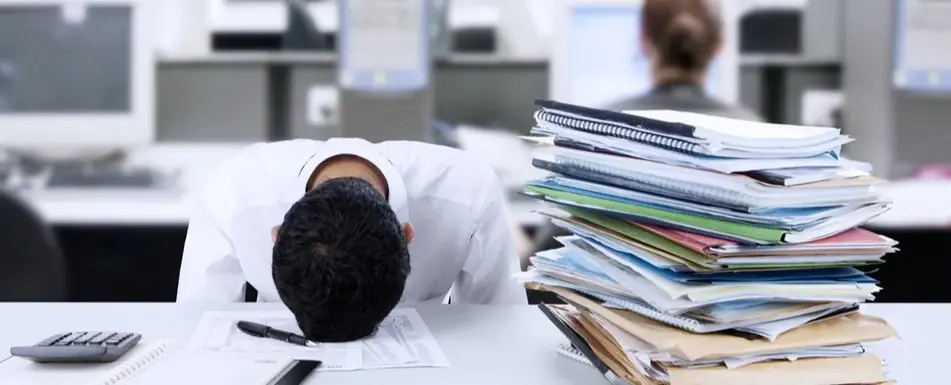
(73, 332), (100, 345)
(62, 332), (87, 345)
(89, 332), (114, 345)
(38, 333), (68, 346)
(53, 333), (78, 346)
(104, 334), (126, 345)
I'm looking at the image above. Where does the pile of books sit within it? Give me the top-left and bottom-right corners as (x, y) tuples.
(518, 99), (899, 385)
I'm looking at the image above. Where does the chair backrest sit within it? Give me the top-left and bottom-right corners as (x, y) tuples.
(0, 190), (68, 301)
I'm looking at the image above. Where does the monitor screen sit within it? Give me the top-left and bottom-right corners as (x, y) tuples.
(0, 6), (131, 113)
(893, 0), (951, 92)
(560, 5), (723, 108)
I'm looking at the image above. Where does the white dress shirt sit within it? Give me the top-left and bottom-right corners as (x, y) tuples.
(177, 138), (528, 305)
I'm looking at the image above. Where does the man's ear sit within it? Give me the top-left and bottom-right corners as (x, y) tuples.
(402, 223), (415, 245)
(271, 226), (280, 243)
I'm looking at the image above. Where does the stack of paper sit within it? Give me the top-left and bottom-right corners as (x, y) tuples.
(519, 99), (900, 384)
(538, 288), (896, 385)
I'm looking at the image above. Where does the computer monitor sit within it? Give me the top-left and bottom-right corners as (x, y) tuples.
(893, 0), (951, 92)
(0, 0), (154, 151)
(550, 0), (739, 108)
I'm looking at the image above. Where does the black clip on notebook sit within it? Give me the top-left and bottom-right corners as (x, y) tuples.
(537, 303), (633, 385)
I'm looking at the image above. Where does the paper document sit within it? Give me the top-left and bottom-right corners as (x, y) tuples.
(362, 308), (451, 369)
(189, 308), (449, 371)
(189, 310), (362, 370)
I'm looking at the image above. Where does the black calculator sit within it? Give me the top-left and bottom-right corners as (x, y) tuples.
(9, 332), (142, 363)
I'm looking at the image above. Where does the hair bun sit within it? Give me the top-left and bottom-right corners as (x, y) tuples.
(662, 13), (707, 70)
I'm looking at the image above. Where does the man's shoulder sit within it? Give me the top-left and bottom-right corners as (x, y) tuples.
(214, 140), (322, 178)
(378, 141), (501, 204)
(379, 141), (496, 177)
(199, 140), (321, 213)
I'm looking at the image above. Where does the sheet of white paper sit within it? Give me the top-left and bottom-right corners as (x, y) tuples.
(188, 310), (363, 371)
(721, 344), (866, 370)
(189, 308), (449, 371)
(363, 308), (451, 369)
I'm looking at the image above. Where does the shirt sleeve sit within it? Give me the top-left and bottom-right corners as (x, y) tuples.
(176, 173), (247, 303)
(451, 178), (529, 305)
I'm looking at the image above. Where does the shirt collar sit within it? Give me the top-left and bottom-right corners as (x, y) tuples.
(296, 138), (410, 224)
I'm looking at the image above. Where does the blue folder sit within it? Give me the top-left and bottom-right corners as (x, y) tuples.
(573, 236), (878, 285)
(531, 177), (853, 230)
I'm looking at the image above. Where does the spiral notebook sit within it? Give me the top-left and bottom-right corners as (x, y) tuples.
(0, 342), (296, 385)
(534, 98), (843, 149)
(534, 109), (706, 156)
(557, 344), (595, 367)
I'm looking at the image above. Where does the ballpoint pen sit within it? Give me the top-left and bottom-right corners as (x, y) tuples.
(236, 320), (318, 347)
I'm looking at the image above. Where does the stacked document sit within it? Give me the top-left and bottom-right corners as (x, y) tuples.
(518, 99), (900, 384)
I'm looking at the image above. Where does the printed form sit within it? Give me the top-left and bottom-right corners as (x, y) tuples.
(188, 308), (449, 371)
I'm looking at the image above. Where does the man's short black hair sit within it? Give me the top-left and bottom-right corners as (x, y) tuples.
(272, 177), (410, 342)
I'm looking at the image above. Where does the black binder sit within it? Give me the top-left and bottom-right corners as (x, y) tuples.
(537, 303), (632, 385)
(536, 99), (697, 137)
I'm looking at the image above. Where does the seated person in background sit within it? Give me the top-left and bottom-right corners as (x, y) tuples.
(178, 138), (528, 342)
(606, 0), (760, 120)
(530, 0), (761, 255)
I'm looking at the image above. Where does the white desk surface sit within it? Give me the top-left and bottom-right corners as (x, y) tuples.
(19, 143), (250, 226)
(0, 304), (602, 385)
(0, 303), (941, 385)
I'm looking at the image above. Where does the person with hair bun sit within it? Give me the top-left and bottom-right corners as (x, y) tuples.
(604, 0), (760, 121)
(529, 0), (761, 257)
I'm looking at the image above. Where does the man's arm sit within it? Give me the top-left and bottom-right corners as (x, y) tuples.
(176, 180), (246, 302)
(451, 183), (529, 305)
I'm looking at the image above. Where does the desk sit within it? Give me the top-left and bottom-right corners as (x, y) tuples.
(14, 143), (248, 301)
(869, 180), (951, 229)
(20, 143), (249, 226)
(0, 304), (602, 385)
(0, 303), (941, 384)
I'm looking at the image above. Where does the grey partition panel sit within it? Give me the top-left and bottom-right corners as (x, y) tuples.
(158, 58), (776, 142)
(157, 64), (269, 142)
(288, 59), (549, 138)
(781, 66), (841, 125)
(739, 66), (764, 117)
(841, 0), (895, 177)
(433, 61), (548, 133)
(289, 62), (340, 140)
(338, 89), (435, 143)
(894, 94), (951, 171)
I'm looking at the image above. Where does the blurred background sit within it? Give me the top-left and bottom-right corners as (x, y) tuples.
(0, 0), (949, 304)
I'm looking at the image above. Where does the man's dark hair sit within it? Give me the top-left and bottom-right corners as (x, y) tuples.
(272, 177), (410, 342)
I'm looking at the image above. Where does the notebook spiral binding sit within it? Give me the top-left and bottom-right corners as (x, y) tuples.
(557, 344), (594, 367)
(100, 342), (173, 385)
(554, 156), (748, 208)
(535, 110), (703, 155)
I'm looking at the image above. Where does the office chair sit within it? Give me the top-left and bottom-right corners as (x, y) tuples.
(282, 0), (330, 51)
(0, 190), (69, 301)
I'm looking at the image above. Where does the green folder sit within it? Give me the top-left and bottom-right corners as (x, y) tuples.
(552, 208), (881, 271)
(525, 184), (785, 243)
(559, 207), (715, 268)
